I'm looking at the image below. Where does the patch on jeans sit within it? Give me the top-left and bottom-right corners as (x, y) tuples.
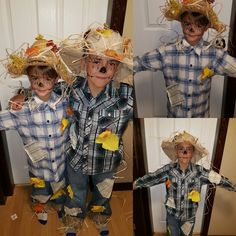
(64, 206), (82, 216)
(209, 170), (221, 184)
(50, 178), (66, 193)
(31, 194), (51, 203)
(50, 189), (66, 200)
(165, 197), (176, 209)
(181, 221), (193, 236)
(91, 205), (106, 213)
(67, 185), (74, 199)
(96, 178), (115, 199)
(30, 177), (45, 188)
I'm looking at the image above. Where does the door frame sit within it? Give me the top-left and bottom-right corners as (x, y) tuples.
(108, 0), (133, 191)
(201, 118), (229, 235)
(133, 118), (153, 236)
(222, 1), (236, 117)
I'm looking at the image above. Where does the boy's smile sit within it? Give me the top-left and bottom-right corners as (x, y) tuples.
(86, 56), (119, 97)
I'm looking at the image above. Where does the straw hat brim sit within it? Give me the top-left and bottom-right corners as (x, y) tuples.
(161, 139), (208, 163)
(58, 46), (133, 85)
(162, 0), (226, 33)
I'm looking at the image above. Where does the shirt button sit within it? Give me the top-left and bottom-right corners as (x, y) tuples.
(188, 108), (190, 111)
(49, 135), (52, 137)
(88, 117), (91, 120)
(190, 64), (193, 67)
(188, 94), (191, 97)
(52, 160), (55, 163)
(47, 120), (50, 123)
(189, 80), (192, 82)
(108, 113), (111, 117)
(50, 148), (53, 151)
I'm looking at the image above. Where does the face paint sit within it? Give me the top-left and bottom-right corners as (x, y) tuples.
(28, 68), (57, 101)
(86, 56), (119, 97)
(181, 15), (209, 46)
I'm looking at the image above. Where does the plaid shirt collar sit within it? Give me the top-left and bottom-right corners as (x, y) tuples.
(175, 162), (193, 175)
(177, 38), (204, 56)
(80, 78), (119, 101)
(29, 91), (62, 111)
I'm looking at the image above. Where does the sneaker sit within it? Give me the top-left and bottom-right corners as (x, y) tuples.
(32, 202), (48, 225)
(62, 214), (84, 236)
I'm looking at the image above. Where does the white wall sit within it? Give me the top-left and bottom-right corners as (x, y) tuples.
(0, 0), (108, 184)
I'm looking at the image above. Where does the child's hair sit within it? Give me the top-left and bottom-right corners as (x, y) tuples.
(26, 65), (58, 79)
(180, 11), (209, 27)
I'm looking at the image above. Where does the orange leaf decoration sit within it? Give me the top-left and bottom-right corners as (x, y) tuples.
(166, 179), (171, 188)
(25, 46), (40, 56)
(104, 49), (124, 61)
(66, 105), (74, 116)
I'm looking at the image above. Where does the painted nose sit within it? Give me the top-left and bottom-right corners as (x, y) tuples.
(189, 27), (194, 32)
(183, 150), (187, 154)
(99, 66), (107, 73)
(38, 82), (44, 87)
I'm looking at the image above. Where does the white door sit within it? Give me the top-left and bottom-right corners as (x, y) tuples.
(142, 118), (218, 233)
(0, 0), (108, 184)
(134, 0), (233, 117)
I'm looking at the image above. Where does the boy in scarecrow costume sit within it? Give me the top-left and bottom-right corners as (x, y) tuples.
(55, 25), (133, 235)
(134, 131), (236, 236)
(8, 25), (133, 235)
(134, 0), (236, 117)
(0, 35), (74, 224)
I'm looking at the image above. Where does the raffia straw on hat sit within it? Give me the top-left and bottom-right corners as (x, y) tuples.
(3, 34), (75, 84)
(161, 0), (226, 33)
(161, 131), (209, 163)
(58, 24), (133, 85)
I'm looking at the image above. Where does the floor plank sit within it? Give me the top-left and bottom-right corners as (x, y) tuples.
(0, 186), (133, 236)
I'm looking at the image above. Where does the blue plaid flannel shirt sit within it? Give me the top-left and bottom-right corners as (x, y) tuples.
(0, 91), (71, 182)
(135, 162), (236, 222)
(134, 38), (236, 117)
(64, 77), (133, 175)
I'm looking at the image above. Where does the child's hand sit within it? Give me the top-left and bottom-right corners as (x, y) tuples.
(9, 94), (25, 110)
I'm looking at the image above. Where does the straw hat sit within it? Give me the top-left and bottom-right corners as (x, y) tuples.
(4, 34), (74, 84)
(58, 24), (133, 85)
(161, 0), (226, 33)
(161, 131), (209, 162)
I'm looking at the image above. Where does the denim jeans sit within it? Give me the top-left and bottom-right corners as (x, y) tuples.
(30, 173), (66, 204)
(166, 213), (195, 236)
(64, 163), (115, 219)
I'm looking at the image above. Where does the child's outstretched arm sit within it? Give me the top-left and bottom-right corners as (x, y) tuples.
(214, 50), (236, 78)
(133, 164), (169, 190)
(202, 168), (236, 192)
(134, 48), (163, 73)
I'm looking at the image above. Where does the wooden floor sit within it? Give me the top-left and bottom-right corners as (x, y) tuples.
(0, 186), (133, 236)
(153, 233), (200, 236)
(154, 234), (224, 236)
